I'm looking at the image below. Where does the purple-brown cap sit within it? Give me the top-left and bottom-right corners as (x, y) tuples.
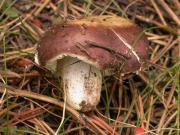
(36, 16), (149, 75)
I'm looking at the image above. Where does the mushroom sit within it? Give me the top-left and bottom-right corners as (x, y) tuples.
(35, 16), (149, 112)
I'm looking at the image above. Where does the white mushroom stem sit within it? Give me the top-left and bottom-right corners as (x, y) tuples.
(57, 57), (102, 112)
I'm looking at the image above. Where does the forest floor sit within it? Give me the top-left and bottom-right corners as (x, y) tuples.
(0, 0), (180, 135)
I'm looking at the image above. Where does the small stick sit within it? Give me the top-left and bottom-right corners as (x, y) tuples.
(85, 40), (129, 60)
(34, 0), (51, 16)
(150, 0), (167, 25)
(129, 13), (177, 35)
(76, 43), (91, 57)
(157, 0), (180, 26)
(173, 0), (180, 9)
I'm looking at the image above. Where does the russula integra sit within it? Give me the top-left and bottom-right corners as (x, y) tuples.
(35, 16), (149, 112)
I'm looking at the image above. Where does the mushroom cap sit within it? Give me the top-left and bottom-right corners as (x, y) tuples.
(36, 16), (149, 74)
